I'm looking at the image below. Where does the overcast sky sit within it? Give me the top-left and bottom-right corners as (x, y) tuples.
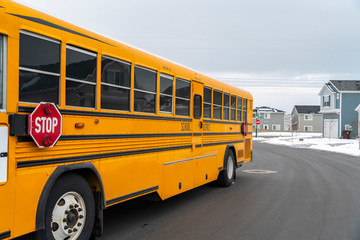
(13, 0), (360, 113)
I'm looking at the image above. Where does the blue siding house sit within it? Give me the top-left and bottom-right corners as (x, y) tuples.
(319, 80), (360, 138)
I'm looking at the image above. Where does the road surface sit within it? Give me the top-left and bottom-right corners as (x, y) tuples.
(98, 142), (360, 240)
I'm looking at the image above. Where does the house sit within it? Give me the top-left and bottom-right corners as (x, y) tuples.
(291, 105), (322, 132)
(319, 80), (360, 138)
(253, 106), (286, 131)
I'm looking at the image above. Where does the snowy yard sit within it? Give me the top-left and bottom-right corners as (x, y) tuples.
(253, 132), (360, 157)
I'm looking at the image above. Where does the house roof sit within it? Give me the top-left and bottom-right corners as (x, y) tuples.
(294, 105), (320, 114)
(330, 80), (360, 92)
(254, 106), (285, 113)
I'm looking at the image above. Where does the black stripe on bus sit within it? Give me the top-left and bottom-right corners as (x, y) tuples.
(0, 6), (4, 8)
(17, 131), (245, 142)
(7, 13), (114, 46)
(18, 133), (194, 142)
(18, 106), (193, 122)
(0, 231), (10, 240)
(203, 119), (242, 125)
(106, 186), (159, 206)
(195, 144), (202, 148)
(203, 140), (244, 147)
(17, 145), (193, 168)
(203, 132), (242, 136)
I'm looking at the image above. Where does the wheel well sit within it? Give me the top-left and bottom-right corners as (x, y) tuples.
(36, 163), (105, 231)
(223, 145), (237, 180)
(225, 145), (237, 166)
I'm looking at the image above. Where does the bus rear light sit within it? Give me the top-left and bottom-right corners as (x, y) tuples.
(0, 126), (8, 183)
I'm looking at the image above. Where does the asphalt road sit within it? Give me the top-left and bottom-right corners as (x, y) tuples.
(98, 142), (360, 240)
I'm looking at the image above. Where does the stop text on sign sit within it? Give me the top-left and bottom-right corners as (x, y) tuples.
(34, 117), (58, 134)
(29, 102), (62, 148)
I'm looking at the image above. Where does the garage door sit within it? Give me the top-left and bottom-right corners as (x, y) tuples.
(324, 119), (338, 138)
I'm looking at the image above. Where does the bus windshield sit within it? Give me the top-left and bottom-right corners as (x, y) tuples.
(0, 35), (3, 109)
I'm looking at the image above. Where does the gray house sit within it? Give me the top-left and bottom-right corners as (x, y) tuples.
(319, 80), (360, 138)
(291, 105), (322, 132)
(253, 106), (286, 131)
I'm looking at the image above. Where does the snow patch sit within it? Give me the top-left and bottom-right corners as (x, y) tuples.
(253, 132), (360, 157)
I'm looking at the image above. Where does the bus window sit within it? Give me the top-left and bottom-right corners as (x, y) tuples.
(231, 95), (236, 120)
(243, 98), (248, 122)
(223, 93), (229, 120)
(66, 45), (97, 108)
(134, 66), (157, 113)
(160, 73), (174, 113)
(0, 35), (3, 109)
(101, 56), (131, 111)
(175, 78), (190, 116)
(193, 94), (202, 119)
(19, 31), (60, 104)
(203, 87), (212, 118)
(237, 97), (242, 121)
(213, 90), (222, 119)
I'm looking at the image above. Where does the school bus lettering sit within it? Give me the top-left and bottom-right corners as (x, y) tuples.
(181, 122), (191, 131)
(203, 123), (211, 131)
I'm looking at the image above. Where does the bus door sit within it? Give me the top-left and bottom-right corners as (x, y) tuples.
(0, 34), (13, 237)
(191, 81), (203, 156)
(192, 81), (211, 187)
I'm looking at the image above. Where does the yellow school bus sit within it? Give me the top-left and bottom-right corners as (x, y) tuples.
(0, 1), (253, 239)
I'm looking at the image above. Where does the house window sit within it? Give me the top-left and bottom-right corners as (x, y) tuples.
(101, 56), (131, 111)
(264, 113), (270, 119)
(159, 73), (174, 113)
(304, 114), (313, 121)
(262, 125), (269, 130)
(272, 124), (281, 130)
(19, 31), (60, 104)
(134, 66), (157, 113)
(66, 45), (97, 108)
(304, 126), (313, 132)
(323, 95), (330, 107)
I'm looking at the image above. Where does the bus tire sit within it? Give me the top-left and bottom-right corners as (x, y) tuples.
(217, 150), (235, 187)
(37, 173), (95, 240)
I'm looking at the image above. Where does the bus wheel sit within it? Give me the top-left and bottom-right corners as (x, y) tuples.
(217, 150), (235, 187)
(40, 174), (95, 240)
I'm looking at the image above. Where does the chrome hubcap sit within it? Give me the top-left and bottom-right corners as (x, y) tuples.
(51, 192), (86, 240)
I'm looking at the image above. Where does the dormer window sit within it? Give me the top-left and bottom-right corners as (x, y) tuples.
(323, 95), (330, 107)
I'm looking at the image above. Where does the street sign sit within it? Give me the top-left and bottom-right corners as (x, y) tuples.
(256, 119), (260, 125)
(258, 116), (263, 119)
(28, 102), (62, 148)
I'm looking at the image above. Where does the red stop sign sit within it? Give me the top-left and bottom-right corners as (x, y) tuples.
(28, 102), (62, 148)
(256, 119), (260, 125)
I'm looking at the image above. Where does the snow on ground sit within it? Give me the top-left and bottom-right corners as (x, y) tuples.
(253, 132), (360, 157)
